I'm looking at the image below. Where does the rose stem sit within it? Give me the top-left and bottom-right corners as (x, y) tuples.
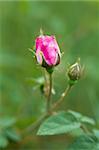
(46, 73), (52, 113)
(51, 84), (73, 111)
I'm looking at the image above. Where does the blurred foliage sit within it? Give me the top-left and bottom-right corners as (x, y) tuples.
(67, 134), (99, 150)
(0, 116), (21, 148)
(0, 1), (99, 149)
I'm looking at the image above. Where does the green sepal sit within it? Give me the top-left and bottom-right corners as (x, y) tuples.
(68, 79), (78, 86)
(46, 67), (54, 74)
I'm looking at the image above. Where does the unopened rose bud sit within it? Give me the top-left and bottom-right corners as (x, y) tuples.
(35, 33), (61, 72)
(68, 59), (82, 83)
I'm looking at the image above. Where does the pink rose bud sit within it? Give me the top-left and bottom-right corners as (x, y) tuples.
(35, 35), (61, 67)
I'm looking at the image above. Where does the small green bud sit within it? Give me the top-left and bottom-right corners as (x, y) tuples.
(68, 59), (82, 83)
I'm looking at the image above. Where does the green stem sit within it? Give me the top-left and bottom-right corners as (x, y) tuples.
(46, 73), (52, 113)
(51, 84), (72, 111)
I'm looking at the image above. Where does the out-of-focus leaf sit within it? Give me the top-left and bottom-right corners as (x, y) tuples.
(67, 135), (99, 150)
(0, 135), (8, 148)
(37, 111), (81, 135)
(93, 129), (99, 139)
(5, 129), (21, 142)
(26, 76), (45, 92)
(26, 77), (44, 85)
(0, 117), (16, 128)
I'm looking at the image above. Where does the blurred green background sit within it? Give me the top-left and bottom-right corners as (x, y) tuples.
(0, 1), (99, 149)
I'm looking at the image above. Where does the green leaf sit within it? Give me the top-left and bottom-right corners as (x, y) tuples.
(93, 129), (99, 139)
(81, 116), (95, 125)
(5, 128), (21, 142)
(37, 111), (81, 135)
(0, 117), (16, 129)
(0, 135), (8, 148)
(68, 110), (95, 125)
(67, 135), (99, 150)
